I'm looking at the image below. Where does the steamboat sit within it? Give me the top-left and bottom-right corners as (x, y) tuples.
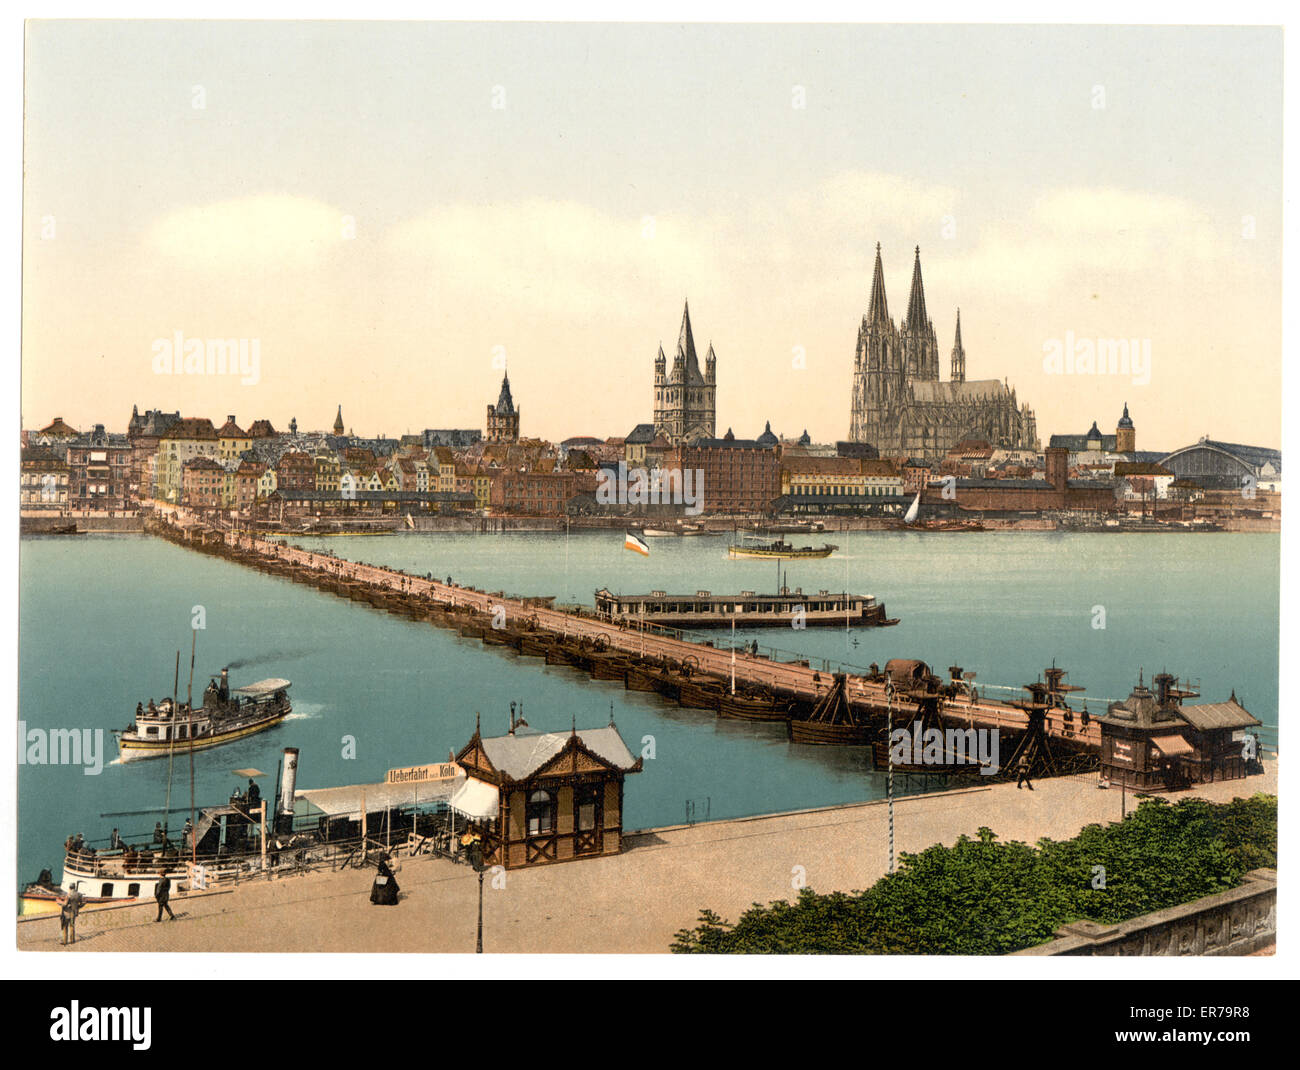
(116, 668), (292, 761)
(727, 533), (837, 559)
(593, 585), (894, 629)
(20, 746), (467, 915)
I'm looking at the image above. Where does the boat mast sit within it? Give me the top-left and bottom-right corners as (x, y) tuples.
(163, 650), (179, 842)
(187, 630), (196, 865)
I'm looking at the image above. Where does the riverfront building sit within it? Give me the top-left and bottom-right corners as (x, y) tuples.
(1097, 672), (1262, 791)
(671, 432), (781, 515)
(921, 446), (1118, 515)
(64, 424), (133, 513)
(454, 722), (642, 869)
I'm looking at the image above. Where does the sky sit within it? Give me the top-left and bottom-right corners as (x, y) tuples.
(21, 21), (1282, 451)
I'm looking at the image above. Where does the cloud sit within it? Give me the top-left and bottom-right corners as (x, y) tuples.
(147, 194), (351, 270)
(387, 198), (731, 321)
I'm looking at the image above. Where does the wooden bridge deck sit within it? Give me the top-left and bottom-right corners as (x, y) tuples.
(181, 521), (1100, 750)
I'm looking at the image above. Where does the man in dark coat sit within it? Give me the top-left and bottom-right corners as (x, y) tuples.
(59, 888), (85, 946)
(370, 853), (400, 905)
(154, 871), (176, 921)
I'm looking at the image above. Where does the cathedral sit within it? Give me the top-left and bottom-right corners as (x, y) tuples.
(849, 244), (1038, 461)
(653, 301), (716, 445)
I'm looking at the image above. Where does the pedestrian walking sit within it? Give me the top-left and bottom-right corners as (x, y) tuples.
(58, 888), (84, 946)
(1016, 755), (1034, 791)
(154, 871), (176, 921)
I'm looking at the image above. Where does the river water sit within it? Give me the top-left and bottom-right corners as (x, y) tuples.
(17, 530), (1279, 892)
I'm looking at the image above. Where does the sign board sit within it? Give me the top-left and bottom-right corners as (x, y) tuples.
(385, 761), (462, 785)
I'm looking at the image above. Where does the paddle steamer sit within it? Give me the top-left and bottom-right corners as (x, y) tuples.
(116, 669), (292, 761)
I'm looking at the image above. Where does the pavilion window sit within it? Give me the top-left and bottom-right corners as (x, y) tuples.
(526, 790), (556, 836)
(576, 785), (600, 832)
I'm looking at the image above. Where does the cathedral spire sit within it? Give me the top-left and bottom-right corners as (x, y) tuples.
(867, 242), (890, 325)
(333, 405), (344, 436)
(950, 309), (966, 383)
(905, 246), (929, 330)
(677, 300), (699, 372)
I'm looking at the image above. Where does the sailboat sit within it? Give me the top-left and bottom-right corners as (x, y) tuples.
(404, 513), (415, 530)
(903, 492), (920, 524)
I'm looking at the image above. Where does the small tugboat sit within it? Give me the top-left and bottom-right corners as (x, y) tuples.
(116, 668), (291, 762)
(727, 533), (837, 559)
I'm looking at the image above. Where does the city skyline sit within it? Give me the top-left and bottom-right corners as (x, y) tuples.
(22, 22), (1282, 450)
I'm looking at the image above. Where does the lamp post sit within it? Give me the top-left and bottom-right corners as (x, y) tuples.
(468, 839), (486, 954)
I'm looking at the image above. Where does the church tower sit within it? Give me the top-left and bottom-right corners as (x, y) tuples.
(899, 246), (939, 382)
(850, 243), (902, 443)
(950, 309), (966, 384)
(1116, 402), (1136, 454)
(653, 301), (716, 444)
(487, 373), (520, 443)
(333, 405), (344, 436)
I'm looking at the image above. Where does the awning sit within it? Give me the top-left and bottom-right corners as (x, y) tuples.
(1151, 733), (1194, 757)
(296, 776), (463, 817)
(449, 778), (499, 820)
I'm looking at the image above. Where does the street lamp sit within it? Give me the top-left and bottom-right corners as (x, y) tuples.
(467, 838), (486, 953)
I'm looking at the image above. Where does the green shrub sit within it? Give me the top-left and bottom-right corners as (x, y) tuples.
(670, 793), (1276, 954)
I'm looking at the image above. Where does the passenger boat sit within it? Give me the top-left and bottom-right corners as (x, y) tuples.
(594, 586), (890, 629)
(727, 534), (837, 559)
(20, 746), (463, 916)
(116, 669), (291, 762)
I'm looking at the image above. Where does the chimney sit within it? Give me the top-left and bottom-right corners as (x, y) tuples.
(277, 747), (300, 831)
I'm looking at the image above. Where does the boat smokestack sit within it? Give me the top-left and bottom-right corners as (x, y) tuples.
(278, 747), (300, 830)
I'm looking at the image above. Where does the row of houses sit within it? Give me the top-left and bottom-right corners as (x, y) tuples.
(22, 406), (1282, 521)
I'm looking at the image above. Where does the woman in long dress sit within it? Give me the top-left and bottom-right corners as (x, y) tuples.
(370, 852), (400, 905)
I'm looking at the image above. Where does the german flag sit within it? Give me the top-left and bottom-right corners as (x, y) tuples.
(624, 532), (650, 556)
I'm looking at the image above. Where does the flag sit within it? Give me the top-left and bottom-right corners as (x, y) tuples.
(624, 531), (650, 556)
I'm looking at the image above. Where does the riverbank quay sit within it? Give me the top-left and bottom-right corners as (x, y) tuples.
(20, 514), (145, 533)
(145, 511), (1105, 767)
(18, 760), (1275, 954)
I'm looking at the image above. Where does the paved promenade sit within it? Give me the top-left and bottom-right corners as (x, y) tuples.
(18, 763), (1274, 954)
